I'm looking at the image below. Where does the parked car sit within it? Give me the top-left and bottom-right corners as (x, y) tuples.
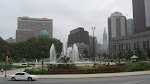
(8, 72), (38, 81)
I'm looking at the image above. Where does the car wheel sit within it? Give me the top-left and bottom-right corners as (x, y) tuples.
(11, 77), (16, 81)
(28, 77), (32, 81)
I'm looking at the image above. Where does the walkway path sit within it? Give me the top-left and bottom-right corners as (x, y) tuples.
(1, 66), (150, 79)
(0, 64), (41, 78)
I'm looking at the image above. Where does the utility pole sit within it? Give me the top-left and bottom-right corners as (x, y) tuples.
(92, 27), (96, 65)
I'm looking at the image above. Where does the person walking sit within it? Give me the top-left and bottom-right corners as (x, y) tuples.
(1, 68), (3, 75)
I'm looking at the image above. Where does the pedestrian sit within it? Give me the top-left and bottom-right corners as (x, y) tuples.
(1, 68), (3, 75)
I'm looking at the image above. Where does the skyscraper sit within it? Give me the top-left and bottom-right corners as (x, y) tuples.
(68, 27), (89, 46)
(16, 16), (53, 42)
(89, 36), (98, 55)
(68, 27), (89, 54)
(108, 12), (127, 39)
(103, 27), (107, 45)
(127, 19), (134, 35)
(132, 0), (150, 33)
(102, 28), (108, 53)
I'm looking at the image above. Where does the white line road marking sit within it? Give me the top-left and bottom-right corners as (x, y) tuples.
(112, 80), (144, 84)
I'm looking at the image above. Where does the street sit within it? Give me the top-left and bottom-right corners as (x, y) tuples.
(0, 75), (150, 84)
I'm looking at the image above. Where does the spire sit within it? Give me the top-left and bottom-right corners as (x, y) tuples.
(103, 27), (107, 38)
(104, 27), (106, 33)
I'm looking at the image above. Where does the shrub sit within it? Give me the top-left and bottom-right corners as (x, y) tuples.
(131, 67), (145, 71)
(47, 66), (121, 73)
(47, 64), (77, 70)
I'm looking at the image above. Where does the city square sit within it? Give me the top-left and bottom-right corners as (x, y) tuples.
(1, 0), (150, 84)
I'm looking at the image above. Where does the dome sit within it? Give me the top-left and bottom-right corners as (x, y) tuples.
(38, 27), (50, 38)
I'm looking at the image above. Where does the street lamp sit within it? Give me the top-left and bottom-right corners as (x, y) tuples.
(92, 27), (96, 65)
(118, 52), (121, 65)
(4, 53), (7, 77)
(42, 51), (44, 72)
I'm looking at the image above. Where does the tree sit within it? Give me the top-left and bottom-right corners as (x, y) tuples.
(125, 50), (133, 60)
(0, 37), (62, 63)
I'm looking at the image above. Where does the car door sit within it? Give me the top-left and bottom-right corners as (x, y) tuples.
(15, 73), (21, 80)
(21, 73), (28, 80)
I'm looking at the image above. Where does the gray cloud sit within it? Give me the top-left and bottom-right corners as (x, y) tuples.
(0, 0), (132, 43)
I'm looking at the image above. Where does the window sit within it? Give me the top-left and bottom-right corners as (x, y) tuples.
(21, 73), (25, 75)
(15, 73), (21, 75)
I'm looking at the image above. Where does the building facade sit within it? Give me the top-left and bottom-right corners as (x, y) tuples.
(132, 0), (150, 33)
(16, 16), (53, 42)
(127, 19), (134, 35)
(16, 29), (34, 42)
(100, 28), (108, 54)
(6, 37), (16, 43)
(109, 31), (150, 55)
(108, 12), (127, 39)
(68, 27), (89, 46)
(75, 43), (89, 54)
(89, 36), (98, 55)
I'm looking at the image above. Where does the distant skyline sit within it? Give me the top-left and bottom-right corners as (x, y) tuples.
(0, 0), (133, 43)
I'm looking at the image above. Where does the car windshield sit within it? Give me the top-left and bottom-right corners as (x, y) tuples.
(25, 72), (30, 75)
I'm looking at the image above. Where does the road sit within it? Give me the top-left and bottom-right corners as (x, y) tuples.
(0, 75), (150, 84)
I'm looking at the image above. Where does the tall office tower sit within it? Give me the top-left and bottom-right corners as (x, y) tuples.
(127, 19), (134, 35)
(132, 0), (150, 33)
(16, 16), (53, 42)
(108, 12), (127, 39)
(103, 27), (107, 45)
(68, 27), (89, 46)
(16, 29), (34, 42)
(102, 28), (108, 53)
(89, 36), (98, 55)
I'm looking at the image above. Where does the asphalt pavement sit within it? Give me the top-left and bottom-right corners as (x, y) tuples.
(0, 75), (150, 84)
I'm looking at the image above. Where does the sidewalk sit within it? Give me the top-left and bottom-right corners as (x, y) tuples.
(1, 67), (150, 78)
(37, 70), (150, 79)
(0, 65), (40, 78)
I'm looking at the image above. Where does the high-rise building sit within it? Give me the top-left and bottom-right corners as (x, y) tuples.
(101, 28), (108, 54)
(89, 36), (98, 55)
(108, 12), (127, 40)
(132, 0), (150, 33)
(127, 19), (134, 35)
(103, 27), (107, 45)
(68, 27), (89, 46)
(16, 16), (53, 42)
(16, 29), (34, 42)
(68, 27), (89, 55)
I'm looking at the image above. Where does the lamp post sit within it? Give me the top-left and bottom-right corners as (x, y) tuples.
(4, 53), (7, 77)
(118, 51), (121, 65)
(92, 27), (96, 65)
(42, 51), (44, 72)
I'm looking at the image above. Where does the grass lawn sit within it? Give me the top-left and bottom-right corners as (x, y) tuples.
(0, 61), (30, 70)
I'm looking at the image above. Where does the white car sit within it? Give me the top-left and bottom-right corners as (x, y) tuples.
(8, 72), (38, 81)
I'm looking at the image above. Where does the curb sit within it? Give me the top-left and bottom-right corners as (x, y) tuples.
(1, 71), (150, 79)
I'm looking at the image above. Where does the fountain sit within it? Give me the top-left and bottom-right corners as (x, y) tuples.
(49, 44), (56, 63)
(42, 43), (92, 64)
(72, 44), (79, 63)
(67, 47), (73, 58)
(35, 59), (38, 64)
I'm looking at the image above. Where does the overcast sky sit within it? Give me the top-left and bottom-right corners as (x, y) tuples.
(0, 0), (133, 44)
